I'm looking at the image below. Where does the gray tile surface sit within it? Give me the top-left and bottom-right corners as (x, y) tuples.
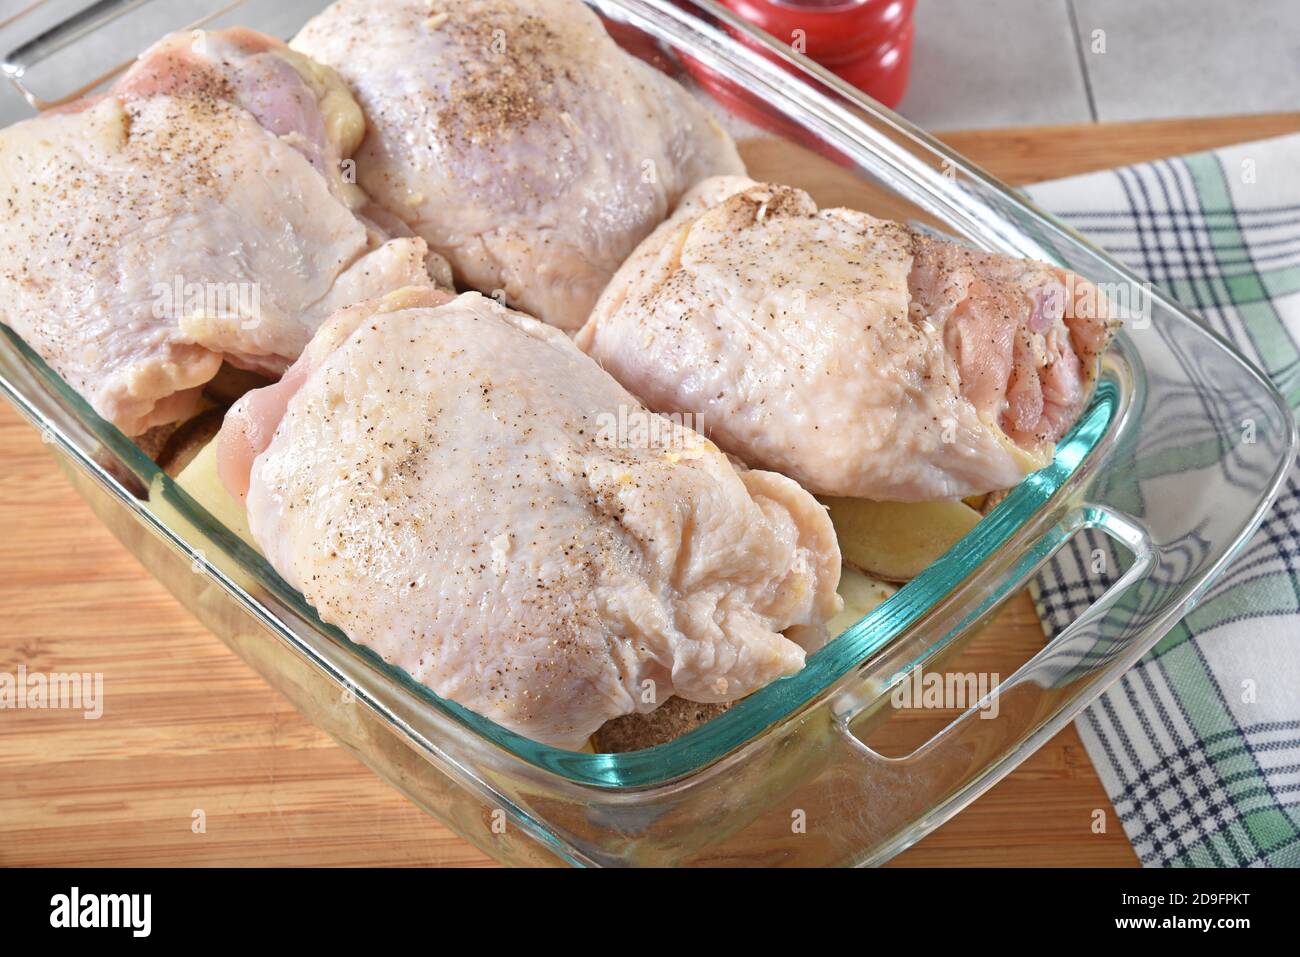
(1073, 0), (1300, 122)
(897, 0), (1093, 130)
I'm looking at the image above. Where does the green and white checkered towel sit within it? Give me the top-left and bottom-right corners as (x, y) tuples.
(1026, 133), (1300, 867)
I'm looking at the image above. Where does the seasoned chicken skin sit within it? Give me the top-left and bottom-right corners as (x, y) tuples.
(577, 177), (1115, 501)
(218, 288), (841, 748)
(292, 0), (745, 331)
(0, 28), (446, 436)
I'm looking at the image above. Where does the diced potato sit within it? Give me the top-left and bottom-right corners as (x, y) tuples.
(821, 497), (982, 582)
(174, 439), (257, 549)
(827, 564), (896, 635)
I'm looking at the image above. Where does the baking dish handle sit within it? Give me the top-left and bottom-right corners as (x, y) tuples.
(806, 503), (1141, 861)
(821, 495), (1261, 865)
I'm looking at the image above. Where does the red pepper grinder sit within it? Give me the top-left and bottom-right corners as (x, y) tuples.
(718, 0), (916, 108)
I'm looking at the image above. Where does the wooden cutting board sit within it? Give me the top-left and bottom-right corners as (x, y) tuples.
(2, 112), (1296, 867)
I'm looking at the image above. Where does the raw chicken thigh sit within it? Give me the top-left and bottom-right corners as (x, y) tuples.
(577, 177), (1116, 501)
(0, 28), (446, 436)
(292, 0), (745, 331)
(217, 287), (841, 748)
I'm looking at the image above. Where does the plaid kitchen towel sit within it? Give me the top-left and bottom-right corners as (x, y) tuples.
(1026, 134), (1300, 867)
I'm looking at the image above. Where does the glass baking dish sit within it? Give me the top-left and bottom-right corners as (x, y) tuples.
(1, 0), (1294, 866)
